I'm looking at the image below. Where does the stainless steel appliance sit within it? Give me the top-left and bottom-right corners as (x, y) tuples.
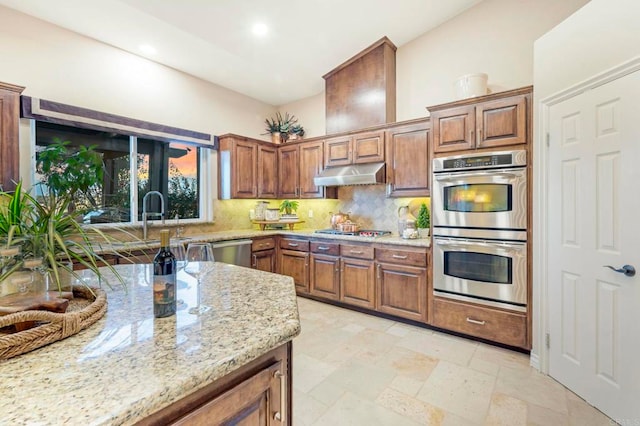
(432, 150), (527, 231)
(210, 239), (252, 268)
(433, 228), (527, 311)
(314, 229), (392, 238)
(432, 149), (528, 310)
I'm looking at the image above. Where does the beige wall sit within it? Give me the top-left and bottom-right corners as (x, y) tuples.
(0, 5), (276, 185)
(279, 0), (588, 128)
(277, 92), (326, 138)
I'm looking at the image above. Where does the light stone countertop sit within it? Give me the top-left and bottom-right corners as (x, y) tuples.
(95, 228), (431, 253)
(0, 263), (300, 425)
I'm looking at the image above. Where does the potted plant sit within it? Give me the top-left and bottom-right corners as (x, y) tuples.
(264, 116), (281, 144)
(279, 200), (299, 219)
(416, 202), (430, 238)
(288, 124), (305, 141)
(263, 112), (300, 144)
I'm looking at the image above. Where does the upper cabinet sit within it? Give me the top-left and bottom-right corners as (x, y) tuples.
(429, 86), (532, 154)
(218, 135), (277, 199)
(324, 130), (385, 167)
(385, 119), (430, 197)
(0, 82), (25, 191)
(278, 141), (336, 199)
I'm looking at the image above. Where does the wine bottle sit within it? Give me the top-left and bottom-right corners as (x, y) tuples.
(153, 229), (177, 318)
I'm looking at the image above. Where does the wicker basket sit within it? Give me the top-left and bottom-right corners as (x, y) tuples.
(0, 286), (107, 360)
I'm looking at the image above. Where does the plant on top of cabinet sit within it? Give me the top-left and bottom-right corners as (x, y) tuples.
(288, 124), (305, 141)
(263, 112), (300, 144)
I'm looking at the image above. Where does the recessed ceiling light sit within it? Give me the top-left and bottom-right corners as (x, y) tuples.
(252, 23), (269, 37)
(139, 44), (157, 55)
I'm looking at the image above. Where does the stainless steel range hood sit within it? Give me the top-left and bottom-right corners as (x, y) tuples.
(313, 162), (385, 186)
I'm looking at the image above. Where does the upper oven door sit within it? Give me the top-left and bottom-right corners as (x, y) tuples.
(432, 167), (527, 230)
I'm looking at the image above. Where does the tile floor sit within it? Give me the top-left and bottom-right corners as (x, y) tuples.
(292, 297), (613, 425)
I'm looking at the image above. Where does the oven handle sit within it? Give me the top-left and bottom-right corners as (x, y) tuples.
(435, 237), (526, 250)
(434, 168), (525, 181)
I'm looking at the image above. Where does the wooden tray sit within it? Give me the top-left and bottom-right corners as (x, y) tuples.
(252, 220), (305, 231)
(0, 286), (107, 360)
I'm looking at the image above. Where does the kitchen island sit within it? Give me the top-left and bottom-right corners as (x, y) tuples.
(0, 263), (300, 425)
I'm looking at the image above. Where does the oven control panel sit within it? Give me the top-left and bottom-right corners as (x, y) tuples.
(433, 150), (527, 172)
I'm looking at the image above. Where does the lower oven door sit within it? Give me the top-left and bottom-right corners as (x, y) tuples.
(433, 236), (527, 308)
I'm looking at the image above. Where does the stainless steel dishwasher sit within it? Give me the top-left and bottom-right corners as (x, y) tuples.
(210, 239), (252, 268)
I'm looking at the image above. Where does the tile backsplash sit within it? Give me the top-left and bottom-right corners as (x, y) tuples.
(211, 185), (430, 236)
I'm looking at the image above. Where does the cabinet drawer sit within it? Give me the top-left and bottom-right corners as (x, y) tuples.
(375, 247), (427, 267)
(340, 244), (374, 260)
(432, 297), (528, 349)
(279, 238), (309, 251)
(310, 241), (340, 256)
(251, 237), (275, 251)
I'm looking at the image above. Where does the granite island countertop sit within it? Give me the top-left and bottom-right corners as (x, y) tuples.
(0, 263), (300, 425)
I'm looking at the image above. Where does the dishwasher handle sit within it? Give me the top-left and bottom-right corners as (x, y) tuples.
(209, 239), (253, 248)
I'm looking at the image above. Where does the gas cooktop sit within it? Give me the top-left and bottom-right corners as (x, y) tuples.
(314, 229), (392, 238)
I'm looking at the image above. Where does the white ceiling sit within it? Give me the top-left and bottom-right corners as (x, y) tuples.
(0, 0), (481, 105)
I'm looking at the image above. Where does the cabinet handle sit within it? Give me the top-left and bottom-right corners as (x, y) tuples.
(273, 370), (286, 423)
(392, 254), (408, 259)
(466, 317), (486, 326)
(377, 263), (381, 279)
(317, 246), (330, 251)
(350, 250), (364, 254)
(469, 129), (474, 142)
(288, 243), (299, 247)
(386, 182), (392, 196)
(252, 254), (257, 267)
(478, 128), (482, 141)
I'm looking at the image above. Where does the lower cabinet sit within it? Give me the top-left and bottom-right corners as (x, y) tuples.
(340, 257), (375, 309)
(432, 297), (528, 349)
(278, 238), (310, 294)
(140, 342), (291, 425)
(252, 238), (277, 273)
(309, 253), (340, 300)
(376, 262), (427, 323)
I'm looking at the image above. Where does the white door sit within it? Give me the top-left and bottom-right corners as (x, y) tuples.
(548, 70), (640, 421)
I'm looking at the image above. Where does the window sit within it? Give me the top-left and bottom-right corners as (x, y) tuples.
(34, 122), (204, 224)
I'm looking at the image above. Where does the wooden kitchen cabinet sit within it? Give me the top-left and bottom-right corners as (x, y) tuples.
(385, 119), (431, 197)
(0, 82), (24, 192)
(252, 237), (277, 273)
(432, 297), (529, 349)
(218, 135), (277, 199)
(257, 144), (278, 199)
(278, 238), (310, 294)
(324, 130), (385, 167)
(310, 253), (340, 300)
(341, 257), (375, 309)
(429, 87), (531, 154)
(140, 342), (291, 426)
(375, 246), (428, 322)
(278, 141), (334, 199)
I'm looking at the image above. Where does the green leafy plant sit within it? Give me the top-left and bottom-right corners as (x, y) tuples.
(416, 203), (430, 229)
(263, 112), (300, 142)
(289, 124), (305, 138)
(0, 181), (126, 292)
(279, 200), (299, 215)
(36, 139), (104, 213)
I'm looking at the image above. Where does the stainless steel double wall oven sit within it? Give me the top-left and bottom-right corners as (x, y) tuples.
(432, 150), (528, 311)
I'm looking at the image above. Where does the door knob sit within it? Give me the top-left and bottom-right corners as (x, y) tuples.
(603, 264), (636, 277)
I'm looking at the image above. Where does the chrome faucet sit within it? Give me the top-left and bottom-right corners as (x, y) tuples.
(142, 191), (165, 240)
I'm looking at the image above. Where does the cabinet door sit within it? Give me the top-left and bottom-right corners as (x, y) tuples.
(257, 145), (278, 199)
(432, 105), (476, 153)
(0, 83), (23, 191)
(298, 141), (325, 199)
(233, 140), (258, 198)
(324, 135), (352, 167)
(277, 145), (299, 199)
(279, 249), (309, 294)
(476, 95), (527, 149)
(341, 257), (375, 309)
(310, 254), (340, 300)
(376, 262), (427, 322)
(385, 121), (430, 197)
(352, 130), (385, 164)
(253, 249), (276, 273)
(171, 359), (286, 426)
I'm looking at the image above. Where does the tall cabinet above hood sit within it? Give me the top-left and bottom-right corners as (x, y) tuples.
(313, 162), (385, 187)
